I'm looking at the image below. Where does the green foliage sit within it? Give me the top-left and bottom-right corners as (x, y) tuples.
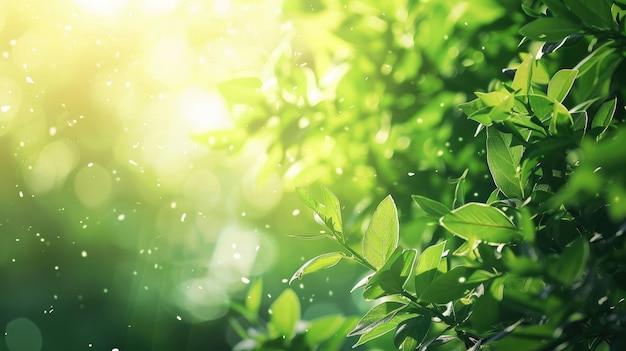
(285, 0), (626, 350)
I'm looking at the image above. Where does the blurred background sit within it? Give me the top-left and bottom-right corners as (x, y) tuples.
(0, 0), (527, 349)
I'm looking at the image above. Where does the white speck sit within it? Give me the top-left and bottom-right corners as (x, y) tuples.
(408, 172), (415, 176)
(233, 252), (241, 259)
(281, 279), (288, 283)
(175, 316), (181, 321)
(113, 348), (120, 351)
(106, 81), (112, 87)
(241, 212), (246, 217)
(81, 251), (87, 258)
(128, 160), (138, 166)
(180, 213), (186, 222)
(87, 162), (94, 167)
(26, 76), (35, 84)
(437, 150), (444, 156)
(118, 214), (125, 221)
(18, 191), (23, 198)
(1, 105), (11, 113)
(292, 209), (300, 216)
(170, 202), (177, 209)
(241, 277), (250, 284)
(125, 81), (131, 88)
(458, 277), (466, 283)
(49, 127), (57, 136)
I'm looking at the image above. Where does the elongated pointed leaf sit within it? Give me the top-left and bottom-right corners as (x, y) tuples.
(440, 203), (524, 245)
(394, 314), (432, 351)
(412, 195), (450, 217)
(269, 289), (300, 339)
(351, 307), (415, 348)
(349, 301), (406, 336)
(512, 53), (533, 96)
(296, 187), (323, 215)
(364, 248), (417, 299)
(487, 128), (525, 199)
(305, 314), (347, 347)
(419, 266), (495, 303)
(290, 252), (346, 284)
(452, 169), (469, 209)
(520, 17), (582, 42)
(245, 279), (263, 320)
(363, 195), (399, 269)
(414, 241), (447, 293)
(590, 97), (617, 138)
(547, 69), (578, 103)
(321, 185), (343, 234)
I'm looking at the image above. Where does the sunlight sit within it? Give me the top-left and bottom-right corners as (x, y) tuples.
(74, 0), (129, 18)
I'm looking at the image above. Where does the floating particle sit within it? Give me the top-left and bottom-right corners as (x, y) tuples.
(81, 251), (87, 258)
(180, 213), (186, 222)
(241, 277), (250, 284)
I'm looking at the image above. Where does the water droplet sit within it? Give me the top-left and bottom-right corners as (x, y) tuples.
(18, 191), (23, 198)
(128, 160), (138, 166)
(117, 214), (125, 221)
(241, 277), (250, 284)
(408, 172), (415, 177)
(292, 209), (300, 216)
(176, 316), (182, 321)
(281, 279), (288, 283)
(81, 251), (87, 258)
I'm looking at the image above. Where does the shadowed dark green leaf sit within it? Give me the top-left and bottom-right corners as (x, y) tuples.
(590, 97), (617, 138)
(419, 266), (494, 303)
(393, 314), (432, 351)
(348, 301), (406, 336)
(364, 248), (417, 299)
(520, 17), (582, 42)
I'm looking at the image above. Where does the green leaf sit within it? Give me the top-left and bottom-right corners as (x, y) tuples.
(363, 195), (400, 270)
(305, 314), (346, 346)
(452, 169), (469, 209)
(411, 195), (450, 217)
(245, 279), (263, 321)
(414, 241), (447, 293)
(289, 252), (346, 284)
(458, 98), (486, 116)
(364, 248), (417, 299)
(393, 314), (432, 351)
(590, 97), (617, 138)
(542, 0), (579, 20)
(529, 94), (556, 121)
(562, 0), (614, 29)
(217, 77), (264, 104)
(547, 69), (578, 103)
(348, 301), (406, 336)
(440, 203), (524, 245)
(486, 128), (525, 199)
(419, 266), (494, 303)
(321, 185), (343, 234)
(268, 289), (300, 339)
(476, 91), (511, 107)
(351, 309), (415, 348)
(296, 187), (323, 216)
(512, 53), (534, 96)
(548, 237), (589, 286)
(520, 17), (582, 42)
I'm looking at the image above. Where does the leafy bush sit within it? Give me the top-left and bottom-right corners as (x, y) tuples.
(278, 0), (626, 350)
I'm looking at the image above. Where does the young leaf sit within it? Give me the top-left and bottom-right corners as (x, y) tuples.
(363, 195), (400, 270)
(419, 266), (494, 303)
(520, 17), (582, 42)
(486, 128), (525, 199)
(414, 241), (447, 293)
(245, 279), (263, 321)
(296, 187), (323, 216)
(268, 289), (300, 339)
(217, 77), (264, 104)
(590, 97), (617, 138)
(411, 195), (450, 217)
(289, 252), (346, 284)
(440, 203), (524, 245)
(364, 248), (417, 299)
(321, 185), (343, 234)
(452, 169), (469, 209)
(512, 53), (534, 96)
(547, 69), (578, 103)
